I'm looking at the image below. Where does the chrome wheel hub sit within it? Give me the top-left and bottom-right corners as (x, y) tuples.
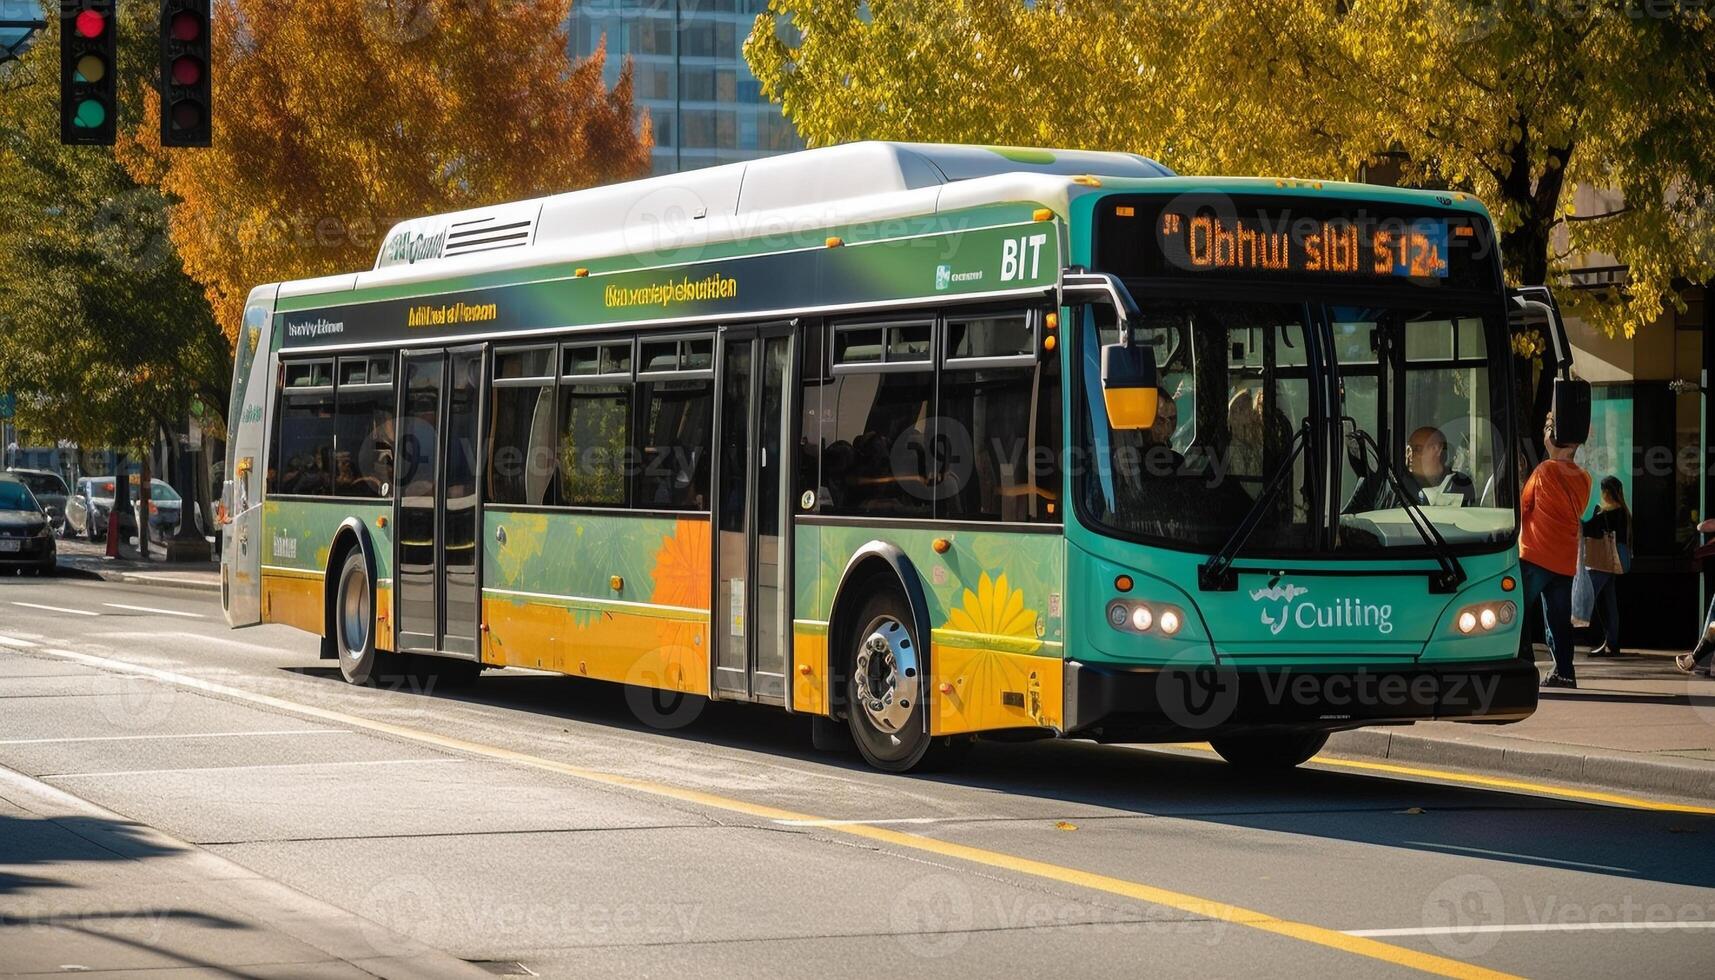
(339, 567), (369, 659)
(853, 617), (919, 733)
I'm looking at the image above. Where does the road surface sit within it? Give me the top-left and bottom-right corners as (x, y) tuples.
(1, 575), (1711, 978)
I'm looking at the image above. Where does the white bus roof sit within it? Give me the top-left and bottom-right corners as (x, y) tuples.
(368, 141), (1172, 277)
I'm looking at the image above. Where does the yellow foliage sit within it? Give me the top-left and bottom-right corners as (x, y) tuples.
(747, 0), (1715, 337)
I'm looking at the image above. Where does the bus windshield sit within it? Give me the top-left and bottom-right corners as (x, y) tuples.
(1075, 296), (1515, 556)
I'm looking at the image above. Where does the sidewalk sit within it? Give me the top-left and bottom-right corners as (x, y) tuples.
(53, 538), (220, 594)
(1327, 648), (1715, 803)
(0, 766), (489, 978)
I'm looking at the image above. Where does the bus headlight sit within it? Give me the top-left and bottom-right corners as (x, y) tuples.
(1106, 600), (1186, 636)
(1453, 601), (1514, 635)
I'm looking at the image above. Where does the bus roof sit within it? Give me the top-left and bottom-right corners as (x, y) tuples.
(371, 141), (1174, 273)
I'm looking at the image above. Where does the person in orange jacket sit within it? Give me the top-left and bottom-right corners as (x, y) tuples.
(1520, 413), (1591, 689)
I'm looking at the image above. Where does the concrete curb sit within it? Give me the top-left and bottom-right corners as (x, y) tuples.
(52, 560), (221, 594)
(1326, 728), (1715, 804)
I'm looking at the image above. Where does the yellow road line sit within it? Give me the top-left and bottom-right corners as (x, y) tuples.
(33, 648), (1512, 979)
(1163, 743), (1715, 816)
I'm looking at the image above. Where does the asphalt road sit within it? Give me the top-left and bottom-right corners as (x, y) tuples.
(1, 574), (1712, 979)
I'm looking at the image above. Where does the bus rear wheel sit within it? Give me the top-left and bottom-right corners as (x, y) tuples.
(1209, 730), (1329, 770)
(333, 550), (404, 686)
(843, 591), (968, 773)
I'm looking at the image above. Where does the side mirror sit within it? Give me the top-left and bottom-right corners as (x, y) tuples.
(1101, 341), (1160, 431)
(1551, 377), (1591, 445)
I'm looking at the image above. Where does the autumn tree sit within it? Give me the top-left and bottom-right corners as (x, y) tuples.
(746, 0), (1715, 337)
(121, 0), (654, 344)
(0, 6), (227, 455)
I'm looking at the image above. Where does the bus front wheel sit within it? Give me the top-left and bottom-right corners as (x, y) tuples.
(333, 551), (404, 686)
(1209, 730), (1329, 770)
(843, 591), (969, 773)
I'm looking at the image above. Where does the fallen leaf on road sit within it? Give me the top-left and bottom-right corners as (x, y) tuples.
(1055, 821), (1077, 831)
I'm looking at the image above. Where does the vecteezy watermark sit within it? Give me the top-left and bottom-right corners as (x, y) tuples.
(1421, 873), (1507, 957)
(359, 874), (704, 957)
(889, 873), (1234, 959)
(1152, 663), (1504, 732)
(890, 874), (975, 958)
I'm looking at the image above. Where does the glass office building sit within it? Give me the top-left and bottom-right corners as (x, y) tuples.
(569, 1), (803, 174)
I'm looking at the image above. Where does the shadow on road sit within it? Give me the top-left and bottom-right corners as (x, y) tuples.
(277, 663), (1715, 891)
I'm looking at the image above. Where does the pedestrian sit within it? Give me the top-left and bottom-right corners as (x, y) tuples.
(1676, 517), (1715, 677)
(1519, 412), (1591, 688)
(1582, 476), (1631, 656)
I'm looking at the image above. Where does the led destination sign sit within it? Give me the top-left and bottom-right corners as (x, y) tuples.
(1094, 195), (1499, 291)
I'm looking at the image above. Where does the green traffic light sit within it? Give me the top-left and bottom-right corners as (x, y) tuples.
(72, 98), (107, 129)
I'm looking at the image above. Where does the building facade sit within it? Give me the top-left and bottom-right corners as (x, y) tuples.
(568, 0), (803, 175)
(1562, 186), (1712, 648)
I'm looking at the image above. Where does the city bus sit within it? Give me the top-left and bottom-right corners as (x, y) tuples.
(221, 141), (1565, 772)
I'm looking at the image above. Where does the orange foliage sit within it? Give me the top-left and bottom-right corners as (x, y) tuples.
(120, 0), (652, 347)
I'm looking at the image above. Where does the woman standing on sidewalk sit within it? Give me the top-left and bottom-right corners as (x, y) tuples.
(1521, 413), (1592, 689)
(1582, 476), (1631, 657)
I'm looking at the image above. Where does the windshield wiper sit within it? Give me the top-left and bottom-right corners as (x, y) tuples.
(1198, 420), (1313, 592)
(1342, 419), (1467, 594)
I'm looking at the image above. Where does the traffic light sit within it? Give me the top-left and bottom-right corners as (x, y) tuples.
(158, 0), (210, 147)
(60, 1), (118, 146)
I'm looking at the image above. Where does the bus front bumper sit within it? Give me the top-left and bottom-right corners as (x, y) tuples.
(1062, 657), (1538, 741)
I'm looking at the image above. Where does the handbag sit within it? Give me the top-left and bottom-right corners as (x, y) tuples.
(1584, 529), (1624, 575)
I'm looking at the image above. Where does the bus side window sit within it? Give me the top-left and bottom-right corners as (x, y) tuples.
(938, 311), (1061, 523)
(272, 359), (335, 496)
(822, 317), (935, 519)
(628, 335), (714, 512)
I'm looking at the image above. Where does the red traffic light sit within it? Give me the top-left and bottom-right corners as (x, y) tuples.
(171, 55), (203, 86)
(169, 11), (202, 43)
(74, 10), (107, 39)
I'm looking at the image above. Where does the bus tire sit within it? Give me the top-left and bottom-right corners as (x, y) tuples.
(1209, 730), (1329, 770)
(843, 591), (968, 773)
(332, 550), (402, 686)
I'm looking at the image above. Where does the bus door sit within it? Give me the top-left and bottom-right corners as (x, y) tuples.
(395, 345), (485, 658)
(712, 324), (795, 703)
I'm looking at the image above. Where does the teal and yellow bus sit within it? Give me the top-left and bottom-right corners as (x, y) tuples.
(221, 142), (1562, 772)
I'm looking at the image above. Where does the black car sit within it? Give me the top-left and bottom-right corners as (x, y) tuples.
(4, 468), (70, 535)
(0, 476), (56, 574)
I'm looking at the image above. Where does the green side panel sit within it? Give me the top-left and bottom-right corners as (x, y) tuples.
(794, 523), (1065, 655)
(260, 498), (392, 579)
(483, 509), (708, 619)
(275, 202), (1049, 328)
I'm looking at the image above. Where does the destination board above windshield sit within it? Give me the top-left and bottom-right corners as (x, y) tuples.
(1093, 194), (1499, 291)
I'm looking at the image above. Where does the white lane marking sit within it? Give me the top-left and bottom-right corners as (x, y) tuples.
(102, 602), (203, 619)
(0, 634), (40, 648)
(1348, 921), (1715, 937)
(12, 602), (98, 617)
(48, 758), (468, 779)
(93, 631), (288, 654)
(1404, 841), (1635, 873)
(0, 729), (345, 746)
(774, 817), (974, 827)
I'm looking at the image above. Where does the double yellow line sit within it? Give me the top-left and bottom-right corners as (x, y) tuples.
(34, 647), (1519, 978)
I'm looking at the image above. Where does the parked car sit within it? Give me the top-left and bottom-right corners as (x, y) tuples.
(64, 476), (198, 544)
(0, 475), (56, 574)
(4, 468), (70, 535)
